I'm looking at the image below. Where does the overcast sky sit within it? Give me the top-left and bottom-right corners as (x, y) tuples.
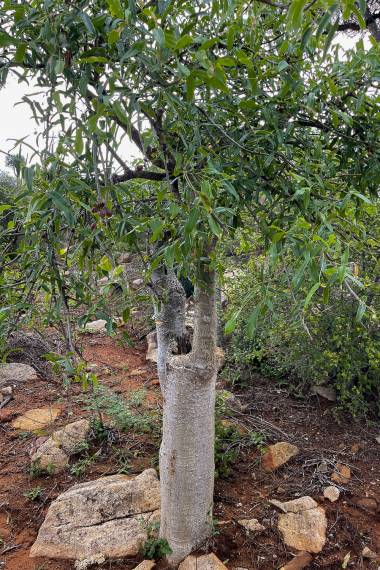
(0, 34), (367, 173)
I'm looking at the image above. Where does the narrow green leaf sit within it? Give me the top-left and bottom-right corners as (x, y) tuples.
(304, 282), (320, 309)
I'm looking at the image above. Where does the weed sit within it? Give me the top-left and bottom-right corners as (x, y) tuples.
(85, 386), (159, 435)
(140, 521), (172, 560)
(114, 449), (131, 474)
(23, 486), (43, 501)
(247, 430), (266, 451)
(29, 458), (55, 478)
(69, 455), (96, 477)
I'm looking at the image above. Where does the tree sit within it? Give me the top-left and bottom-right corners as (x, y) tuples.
(1, 0), (379, 565)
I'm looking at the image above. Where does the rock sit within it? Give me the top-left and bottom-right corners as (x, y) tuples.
(30, 469), (160, 560)
(84, 320), (107, 334)
(134, 562), (156, 570)
(146, 331), (158, 363)
(238, 518), (266, 533)
(331, 463), (351, 484)
(74, 555), (106, 570)
(132, 278), (144, 289)
(262, 442), (299, 472)
(179, 556), (197, 570)
(312, 385), (337, 401)
(270, 496), (318, 513)
(31, 419), (90, 473)
(323, 486), (340, 502)
(12, 406), (61, 431)
(179, 554), (227, 570)
(273, 497), (327, 554)
(0, 362), (38, 388)
(280, 551), (313, 570)
(362, 546), (378, 560)
(376, 435), (380, 445)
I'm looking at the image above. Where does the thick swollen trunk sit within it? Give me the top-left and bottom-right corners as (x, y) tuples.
(157, 270), (218, 566)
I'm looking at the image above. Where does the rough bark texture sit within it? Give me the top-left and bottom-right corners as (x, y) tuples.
(156, 268), (218, 566)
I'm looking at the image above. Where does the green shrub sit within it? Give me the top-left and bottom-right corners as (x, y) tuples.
(224, 257), (380, 418)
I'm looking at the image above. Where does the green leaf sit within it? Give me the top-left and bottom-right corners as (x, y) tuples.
(355, 301), (366, 322)
(216, 56), (236, 67)
(304, 282), (320, 309)
(287, 0), (307, 30)
(24, 166), (34, 192)
(153, 28), (165, 47)
(98, 255), (113, 272)
(80, 13), (96, 35)
(175, 34), (193, 50)
(112, 101), (129, 125)
(50, 191), (75, 225)
(278, 60), (289, 72)
(0, 204), (11, 213)
(224, 315), (238, 334)
(75, 128), (84, 155)
(107, 0), (124, 18)
(207, 215), (222, 237)
(14, 43), (26, 63)
(186, 74), (196, 101)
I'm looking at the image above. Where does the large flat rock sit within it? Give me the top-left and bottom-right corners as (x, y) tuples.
(30, 469), (160, 560)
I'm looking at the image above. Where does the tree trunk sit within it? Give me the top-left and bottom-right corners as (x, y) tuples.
(157, 267), (218, 566)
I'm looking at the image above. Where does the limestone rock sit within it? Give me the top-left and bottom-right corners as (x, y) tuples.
(276, 497), (327, 554)
(312, 385), (337, 402)
(74, 554), (106, 570)
(280, 551), (312, 570)
(12, 407), (61, 431)
(30, 469), (160, 560)
(362, 546), (378, 560)
(134, 562), (156, 570)
(31, 419), (90, 473)
(179, 556), (197, 570)
(331, 463), (351, 484)
(323, 486), (340, 502)
(179, 554), (227, 570)
(238, 518), (266, 533)
(270, 496), (318, 513)
(262, 442), (299, 472)
(84, 319), (107, 334)
(197, 554), (228, 569)
(0, 362), (38, 388)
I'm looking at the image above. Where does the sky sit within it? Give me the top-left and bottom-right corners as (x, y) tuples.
(0, 34), (368, 174)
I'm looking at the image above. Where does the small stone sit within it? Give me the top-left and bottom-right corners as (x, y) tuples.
(323, 486), (340, 502)
(197, 554), (228, 569)
(84, 320), (107, 334)
(273, 497), (327, 554)
(12, 407), (61, 431)
(351, 443), (360, 453)
(132, 278), (144, 289)
(312, 385), (337, 401)
(134, 561), (156, 570)
(262, 442), (299, 472)
(146, 331), (158, 363)
(362, 546), (378, 560)
(331, 463), (351, 485)
(238, 518), (266, 533)
(0, 362), (38, 388)
(270, 496), (318, 514)
(375, 435), (380, 445)
(280, 551), (312, 570)
(74, 555), (106, 570)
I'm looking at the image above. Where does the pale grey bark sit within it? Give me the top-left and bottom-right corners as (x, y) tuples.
(157, 268), (218, 566)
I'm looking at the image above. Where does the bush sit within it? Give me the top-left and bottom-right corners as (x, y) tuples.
(223, 256), (380, 418)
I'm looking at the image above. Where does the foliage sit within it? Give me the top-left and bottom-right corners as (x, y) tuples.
(223, 236), (380, 417)
(28, 458), (55, 478)
(69, 454), (97, 477)
(84, 385), (160, 434)
(23, 486), (43, 501)
(140, 521), (172, 561)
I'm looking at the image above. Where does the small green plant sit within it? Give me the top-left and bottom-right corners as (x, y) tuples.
(24, 486), (43, 501)
(114, 449), (131, 474)
(214, 421), (239, 478)
(69, 455), (96, 477)
(140, 521), (172, 560)
(29, 458), (56, 478)
(248, 430), (266, 452)
(85, 386), (159, 435)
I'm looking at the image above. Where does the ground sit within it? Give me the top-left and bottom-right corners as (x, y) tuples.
(0, 331), (379, 570)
